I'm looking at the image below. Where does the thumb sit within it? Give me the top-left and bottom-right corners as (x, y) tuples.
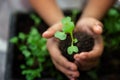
(93, 24), (103, 35)
(42, 22), (62, 38)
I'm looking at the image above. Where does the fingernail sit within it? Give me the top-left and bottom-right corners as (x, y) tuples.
(42, 31), (49, 37)
(94, 24), (102, 34)
(43, 31), (49, 35)
(96, 25), (102, 30)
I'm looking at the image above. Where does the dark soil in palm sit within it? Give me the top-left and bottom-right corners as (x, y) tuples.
(59, 32), (94, 62)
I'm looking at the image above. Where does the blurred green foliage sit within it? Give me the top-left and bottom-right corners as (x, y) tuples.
(10, 14), (63, 80)
(10, 27), (48, 80)
(102, 7), (120, 51)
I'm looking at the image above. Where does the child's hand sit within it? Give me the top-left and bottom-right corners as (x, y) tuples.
(42, 22), (80, 80)
(74, 17), (104, 70)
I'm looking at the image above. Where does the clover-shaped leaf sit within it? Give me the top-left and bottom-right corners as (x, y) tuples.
(67, 46), (78, 55)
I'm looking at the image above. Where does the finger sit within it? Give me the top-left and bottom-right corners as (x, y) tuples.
(73, 36), (103, 71)
(88, 35), (103, 60)
(47, 38), (80, 78)
(92, 24), (103, 35)
(83, 60), (99, 70)
(42, 22), (62, 38)
(74, 36), (103, 61)
(89, 18), (103, 35)
(75, 57), (99, 67)
(47, 38), (78, 71)
(52, 59), (80, 78)
(76, 18), (103, 36)
(70, 77), (78, 80)
(74, 58), (99, 70)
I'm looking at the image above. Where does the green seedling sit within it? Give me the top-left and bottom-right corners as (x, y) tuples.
(54, 17), (78, 55)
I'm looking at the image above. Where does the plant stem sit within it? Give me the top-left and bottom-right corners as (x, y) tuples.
(70, 32), (74, 46)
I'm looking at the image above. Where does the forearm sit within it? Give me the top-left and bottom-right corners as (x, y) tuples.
(30, 0), (64, 26)
(81, 0), (117, 20)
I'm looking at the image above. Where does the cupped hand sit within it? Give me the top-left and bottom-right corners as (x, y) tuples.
(42, 22), (80, 80)
(74, 17), (104, 70)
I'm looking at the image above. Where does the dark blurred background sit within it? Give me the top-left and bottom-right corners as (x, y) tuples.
(0, 0), (120, 80)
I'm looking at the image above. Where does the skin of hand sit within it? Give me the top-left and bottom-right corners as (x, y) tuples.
(43, 22), (80, 80)
(43, 17), (104, 79)
(74, 17), (104, 70)
(72, 0), (116, 71)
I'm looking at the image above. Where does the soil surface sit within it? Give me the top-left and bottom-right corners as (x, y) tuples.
(59, 32), (94, 61)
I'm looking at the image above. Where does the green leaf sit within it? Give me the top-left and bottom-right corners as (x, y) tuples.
(18, 32), (26, 40)
(26, 58), (34, 66)
(71, 9), (79, 21)
(30, 28), (39, 36)
(27, 36), (33, 44)
(19, 45), (27, 51)
(108, 8), (119, 17)
(41, 45), (47, 51)
(35, 18), (41, 25)
(20, 64), (26, 69)
(10, 37), (18, 43)
(38, 57), (45, 62)
(30, 13), (37, 20)
(28, 44), (37, 51)
(22, 50), (31, 58)
(62, 17), (71, 24)
(54, 31), (66, 40)
(72, 9), (79, 16)
(62, 22), (74, 33)
(38, 38), (46, 46)
(67, 46), (79, 55)
(73, 38), (78, 43)
(30, 13), (41, 25)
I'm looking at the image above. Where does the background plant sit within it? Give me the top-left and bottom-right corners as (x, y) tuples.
(10, 13), (64, 80)
(10, 14), (48, 80)
(102, 7), (120, 51)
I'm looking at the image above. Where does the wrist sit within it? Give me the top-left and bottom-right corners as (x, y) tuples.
(80, 14), (102, 21)
(48, 16), (64, 26)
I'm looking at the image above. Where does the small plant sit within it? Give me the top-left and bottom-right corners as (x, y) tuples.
(54, 16), (78, 55)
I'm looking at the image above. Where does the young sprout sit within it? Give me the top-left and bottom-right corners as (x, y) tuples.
(54, 17), (78, 55)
